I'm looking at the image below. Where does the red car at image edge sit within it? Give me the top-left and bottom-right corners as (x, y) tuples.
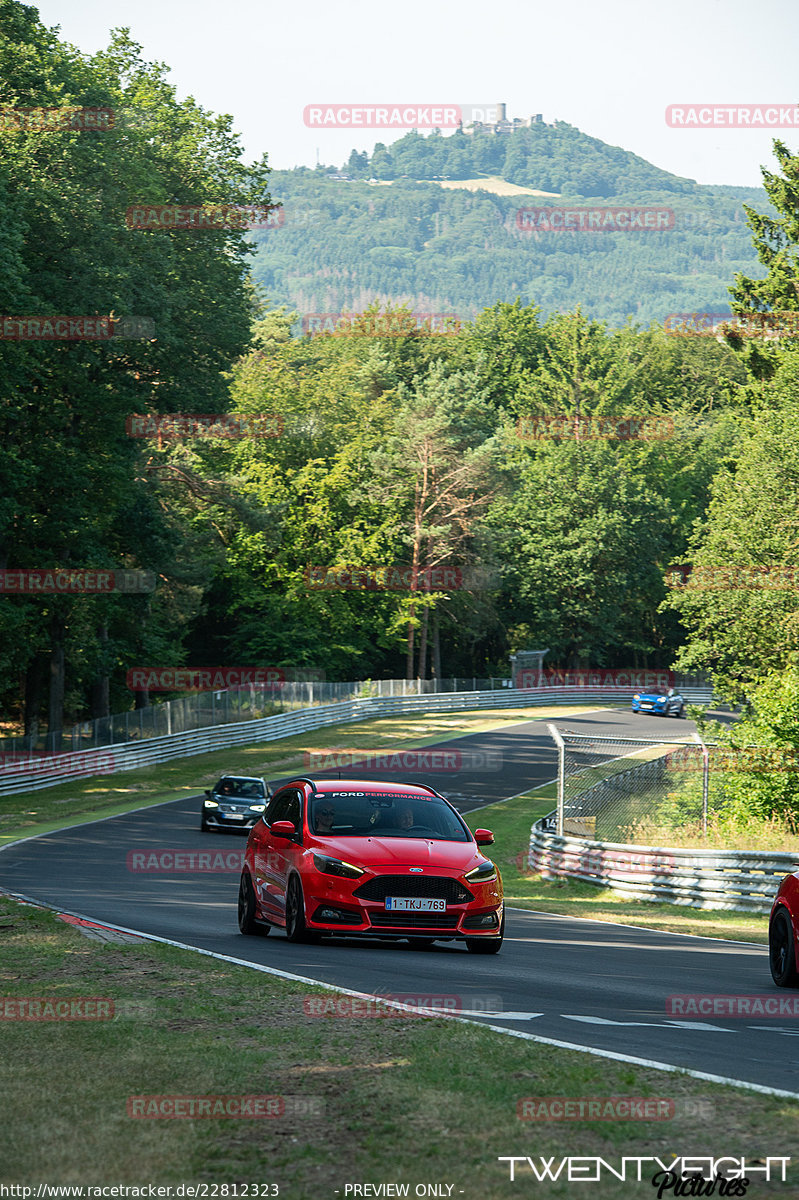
(770, 873), (799, 986)
(237, 777), (504, 952)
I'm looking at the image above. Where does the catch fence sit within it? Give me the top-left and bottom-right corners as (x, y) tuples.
(548, 726), (799, 842)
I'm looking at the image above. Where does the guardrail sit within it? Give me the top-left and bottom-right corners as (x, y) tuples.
(526, 813), (795, 913)
(0, 684), (714, 797)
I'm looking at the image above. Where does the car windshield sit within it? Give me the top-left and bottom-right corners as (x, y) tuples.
(309, 791), (469, 841)
(217, 778), (265, 799)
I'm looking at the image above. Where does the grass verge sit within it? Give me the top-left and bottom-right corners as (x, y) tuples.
(0, 894), (795, 1196)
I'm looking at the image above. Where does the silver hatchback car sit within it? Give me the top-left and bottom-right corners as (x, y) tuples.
(201, 774), (271, 832)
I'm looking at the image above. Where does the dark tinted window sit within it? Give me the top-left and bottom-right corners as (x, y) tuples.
(215, 776), (265, 798)
(309, 791), (468, 841)
(265, 789), (301, 829)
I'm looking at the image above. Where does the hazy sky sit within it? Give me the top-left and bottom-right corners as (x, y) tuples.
(31, 0), (799, 189)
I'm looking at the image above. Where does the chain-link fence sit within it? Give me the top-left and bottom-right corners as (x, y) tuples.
(548, 729), (724, 842)
(0, 676), (515, 759)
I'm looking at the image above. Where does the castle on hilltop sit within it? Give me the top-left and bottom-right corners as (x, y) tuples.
(463, 103), (552, 135)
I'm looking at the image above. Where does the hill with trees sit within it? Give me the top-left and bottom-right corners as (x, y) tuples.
(251, 123), (771, 328)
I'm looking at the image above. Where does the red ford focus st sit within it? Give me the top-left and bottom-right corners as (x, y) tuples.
(237, 777), (504, 952)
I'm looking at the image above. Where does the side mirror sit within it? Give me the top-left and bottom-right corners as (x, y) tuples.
(271, 820), (298, 840)
(474, 828), (494, 846)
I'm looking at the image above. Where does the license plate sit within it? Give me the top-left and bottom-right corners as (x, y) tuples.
(385, 897), (445, 912)
(640, 703), (652, 709)
(224, 813), (245, 820)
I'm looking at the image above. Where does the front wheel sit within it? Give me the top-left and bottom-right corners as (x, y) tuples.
(238, 872), (266, 936)
(770, 907), (799, 987)
(285, 876), (318, 943)
(465, 909), (504, 955)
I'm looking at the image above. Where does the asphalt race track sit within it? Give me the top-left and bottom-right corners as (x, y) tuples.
(1, 706), (791, 1096)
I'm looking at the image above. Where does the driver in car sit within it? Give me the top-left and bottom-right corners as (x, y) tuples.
(315, 802), (336, 834)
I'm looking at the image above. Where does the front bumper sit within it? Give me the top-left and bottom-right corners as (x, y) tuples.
(203, 808), (259, 829)
(301, 871), (504, 939)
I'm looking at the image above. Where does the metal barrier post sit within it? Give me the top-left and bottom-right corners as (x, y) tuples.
(692, 731), (709, 836)
(548, 722), (566, 838)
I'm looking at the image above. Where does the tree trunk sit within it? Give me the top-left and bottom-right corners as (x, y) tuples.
(405, 607), (415, 681)
(417, 605), (429, 679)
(48, 611), (66, 750)
(432, 610), (441, 680)
(89, 623), (110, 719)
(23, 657), (46, 744)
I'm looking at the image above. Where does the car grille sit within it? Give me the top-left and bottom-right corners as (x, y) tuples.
(354, 875), (472, 903)
(368, 912), (461, 929)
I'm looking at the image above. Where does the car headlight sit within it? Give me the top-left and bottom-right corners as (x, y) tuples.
(204, 799), (219, 808)
(465, 860), (497, 883)
(312, 854), (365, 879)
(248, 804), (266, 812)
(633, 694), (640, 701)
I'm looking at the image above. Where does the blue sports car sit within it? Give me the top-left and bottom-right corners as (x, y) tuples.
(631, 688), (686, 718)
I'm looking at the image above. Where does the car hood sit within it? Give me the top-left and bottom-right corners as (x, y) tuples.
(636, 692), (670, 702)
(309, 835), (486, 873)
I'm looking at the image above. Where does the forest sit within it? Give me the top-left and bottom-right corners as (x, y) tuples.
(2, 0), (799, 798)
